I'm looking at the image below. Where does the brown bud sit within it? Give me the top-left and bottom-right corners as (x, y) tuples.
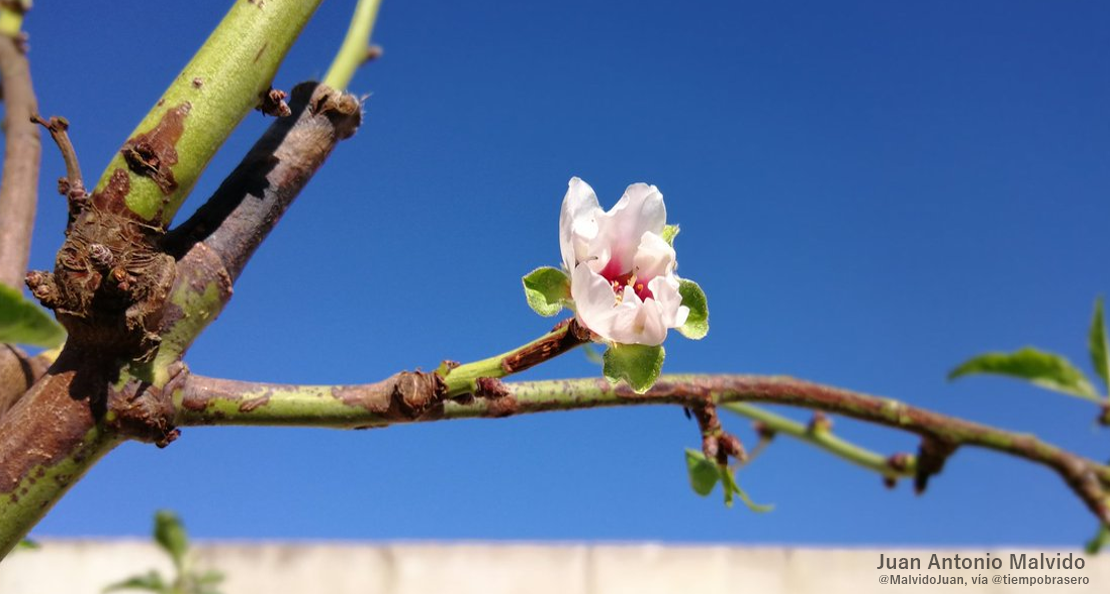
(87, 243), (113, 269)
(887, 452), (912, 472)
(720, 432), (748, 463)
(807, 411), (833, 433)
(753, 421), (776, 442)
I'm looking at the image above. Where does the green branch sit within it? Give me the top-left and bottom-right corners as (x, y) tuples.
(175, 373), (1110, 527)
(439, 320), (589, 397)
(723, 403), (915, 479)
(93, 0), (323, 224)
(323, 0), (383, 91)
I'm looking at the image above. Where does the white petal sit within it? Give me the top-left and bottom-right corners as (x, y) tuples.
(608, 299), (667, 346)
(560, 177), (601, 271)
(638, 299), (670, 345)
(606, 294), (644, 344)
(593, 183), (666, 275)
(601, 287), (667, 346)
(571, 262), (618, 341)
(632, 231), (677, 282)
(649, 275), (689, 329)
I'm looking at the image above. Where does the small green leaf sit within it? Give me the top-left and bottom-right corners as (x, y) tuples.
(1086, 525), (1109, 555)
(720, 467), (774, 513)
(676, 279), (708, 340)
(684, 449), (720, 496)
(521, 267), (571, 317)
(0, 283), (65, 347)
(16, 538), (39, 551)
(102, 571), (168, 594)
(153, 510), (189, 570)
(948, 347), (1099, 401)
(1089, 297), (1109, 392)
(603, 343), (664, 393)
(661, 224), (680, 246)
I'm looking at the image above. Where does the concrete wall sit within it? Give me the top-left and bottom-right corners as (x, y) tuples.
(2, 541), (1107, 594)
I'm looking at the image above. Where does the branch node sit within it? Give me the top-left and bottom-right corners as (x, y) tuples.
(752, 420), (776, 442)
(693, 403), (746, 465)
(914, 435), (957, 495)
(475, 377), (510, 400)
(387, 370), (447, 420)
(363, 45), (383, 64)
(257, 86), (291, 117)
(888, 452), (913, 473)
(807, 411), (833, 434)
(106, 362), (187, 448)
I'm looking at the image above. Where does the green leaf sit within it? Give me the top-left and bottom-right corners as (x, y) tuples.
(603, 343), (664, 393)
(661, 224), (680, 246)
(16, 538), (39, 551)
(676, 279), (708, 340)
(521, 267), (571, 317)
(948, 347), (1099, 401)
(0, 283), (65, 347)
(1086, 525), (1109, 555)
(720, 467), (774, 513)
(684, 449), (720, 496)
(102, 571), (168, 594)
(1089, 297), (1109, 392)
(153, 510), (189, 570)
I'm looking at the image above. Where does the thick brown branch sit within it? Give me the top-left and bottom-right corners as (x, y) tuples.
(0, 34), (40, 289)
(0, 343), (46, 416)
(165, 82), (362, 282)
(176, 373), (1110, 526)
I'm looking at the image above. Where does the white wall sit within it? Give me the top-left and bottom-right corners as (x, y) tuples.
(2, 541), (1107, 594)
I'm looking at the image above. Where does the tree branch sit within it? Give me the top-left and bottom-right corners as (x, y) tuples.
(0, 1), (330, 559)
(323, 0), (384, 91)
(175, 373), (1110, 526)
(164, 82), (362, 282)
(723, 403), (917, 482)
(89, 0), (324, 226)
(0, 343), (46, 416)
(0, 31), (39, 289)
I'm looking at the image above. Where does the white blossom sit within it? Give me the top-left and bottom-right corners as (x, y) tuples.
(560, 177), (689, 345)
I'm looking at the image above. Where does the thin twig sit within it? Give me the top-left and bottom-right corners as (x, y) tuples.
(322, 0), (383, 90)
(724, 402), (917, 480)
(31, 114), (84, 200)
(0, 33), (39, 288)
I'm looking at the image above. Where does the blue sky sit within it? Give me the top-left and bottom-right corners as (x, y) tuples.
(15, 1), (1110, 545)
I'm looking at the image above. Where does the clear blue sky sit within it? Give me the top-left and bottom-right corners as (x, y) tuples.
(17, 1), (1110, 546)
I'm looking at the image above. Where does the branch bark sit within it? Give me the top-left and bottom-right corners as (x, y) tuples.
(0, 1), (334, 559)
(164, 82), (362, 282)
(0, 33), (39, 289)
(0, 343), (46, 415)
(175, 373), (1110, 526)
